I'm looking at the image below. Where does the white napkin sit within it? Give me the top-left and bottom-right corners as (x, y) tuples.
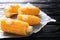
(32, 10), (56, 33)
(0, 3), (56, 35)
(24, 3), (56, 33)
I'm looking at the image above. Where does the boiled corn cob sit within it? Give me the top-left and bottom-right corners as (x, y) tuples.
(18, 5), (40, 15)
(1, 18), (33, 35)
(17, 15), (40, 25)
(4, 5), (20, 17)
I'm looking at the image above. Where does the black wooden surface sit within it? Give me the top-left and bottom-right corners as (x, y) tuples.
(0, 0), (60, 37)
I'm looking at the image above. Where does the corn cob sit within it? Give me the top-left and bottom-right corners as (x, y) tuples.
(4, 5), (20, 17)
(18, 6), (40, 15)
(17, 15), (40, 25)
(1, 18), (33, 35)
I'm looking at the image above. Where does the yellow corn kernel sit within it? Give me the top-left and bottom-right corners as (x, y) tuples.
(1, 18), (33, 35)
(18, 6), (40, 15)
(4, 5), (20, 17)
(10, 5), (20, 13)
(17, 15), (40, 25)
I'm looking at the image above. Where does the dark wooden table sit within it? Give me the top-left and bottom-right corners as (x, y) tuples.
(0, 0), (60, 38)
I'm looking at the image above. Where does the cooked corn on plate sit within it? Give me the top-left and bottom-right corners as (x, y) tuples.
(1, 18), (33, 35)
(17, 15), (40, 25)
(18, 6), (40, 15)
(4, 5), (20, 17)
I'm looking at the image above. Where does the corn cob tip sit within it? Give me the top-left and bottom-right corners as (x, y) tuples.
(27, 26), (33, 33)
